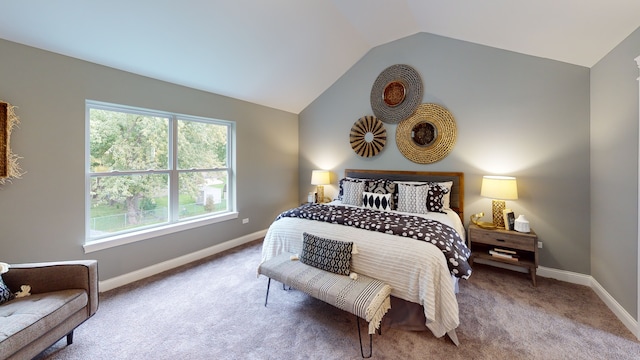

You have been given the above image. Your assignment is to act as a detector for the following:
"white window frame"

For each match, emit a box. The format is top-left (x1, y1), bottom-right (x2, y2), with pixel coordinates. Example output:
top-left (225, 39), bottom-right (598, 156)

top-left (83, 100), bottom-right (237, 253)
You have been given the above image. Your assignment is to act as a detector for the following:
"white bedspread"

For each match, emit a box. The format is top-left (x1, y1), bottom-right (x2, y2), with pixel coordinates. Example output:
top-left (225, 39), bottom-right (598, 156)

top-left (260, 203), bottom-right (465, 338)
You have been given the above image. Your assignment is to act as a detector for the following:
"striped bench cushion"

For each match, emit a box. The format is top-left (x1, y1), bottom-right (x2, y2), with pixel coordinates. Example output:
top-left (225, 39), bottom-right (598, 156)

top-left (258, 252), bottom-right (391, 334)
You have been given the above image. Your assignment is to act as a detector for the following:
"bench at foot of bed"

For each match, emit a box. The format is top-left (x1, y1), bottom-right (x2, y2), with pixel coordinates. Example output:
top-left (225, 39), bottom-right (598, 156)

top-left (258, 252), bottom-right (392, 358)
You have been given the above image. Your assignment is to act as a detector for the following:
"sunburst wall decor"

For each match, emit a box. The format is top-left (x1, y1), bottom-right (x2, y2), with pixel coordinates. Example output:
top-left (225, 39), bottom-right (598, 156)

top-left (349, 115), bottom-right (386, 157)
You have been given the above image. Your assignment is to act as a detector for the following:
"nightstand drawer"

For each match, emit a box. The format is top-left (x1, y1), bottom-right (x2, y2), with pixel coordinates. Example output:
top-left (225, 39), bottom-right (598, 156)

top-left (470, 228), bottom-right (536, 251)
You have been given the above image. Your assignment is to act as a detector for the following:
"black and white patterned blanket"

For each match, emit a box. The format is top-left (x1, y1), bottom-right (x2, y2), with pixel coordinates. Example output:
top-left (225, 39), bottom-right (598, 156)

top-left (276, 203), bottom-right (472, 279)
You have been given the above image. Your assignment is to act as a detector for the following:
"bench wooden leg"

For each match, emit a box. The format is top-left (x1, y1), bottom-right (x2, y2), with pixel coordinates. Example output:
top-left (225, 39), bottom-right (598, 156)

top-left (356, 316), bottom-right (373, 358)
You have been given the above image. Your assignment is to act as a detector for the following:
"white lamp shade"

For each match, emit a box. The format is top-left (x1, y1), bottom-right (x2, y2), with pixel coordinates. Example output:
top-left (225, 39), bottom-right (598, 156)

top-left (480, 176), bottom-right (518, 200)
top-left (311, 170), bottom-right (330, 185)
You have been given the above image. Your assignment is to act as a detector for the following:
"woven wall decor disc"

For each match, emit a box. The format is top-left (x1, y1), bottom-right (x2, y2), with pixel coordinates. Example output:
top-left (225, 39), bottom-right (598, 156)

top-left (370, 64), bottom-right (423, 124)
top-left (350, 115), bottom-right (386, 157)
top-left (396, 103), bottom-right (457, 164)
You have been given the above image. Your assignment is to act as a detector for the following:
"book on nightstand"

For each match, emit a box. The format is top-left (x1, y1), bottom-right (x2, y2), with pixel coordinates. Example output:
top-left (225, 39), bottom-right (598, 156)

top-left (489, 248), bottom-right (519, 261)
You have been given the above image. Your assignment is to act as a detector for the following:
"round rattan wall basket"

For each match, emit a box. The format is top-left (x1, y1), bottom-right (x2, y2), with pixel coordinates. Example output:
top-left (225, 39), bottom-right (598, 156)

top-left (349, 115), bottom-right (386, 157)
top-left (370, 64), bottom-right (423, 124)
top-left (396, 103), bottom-right (457, 164)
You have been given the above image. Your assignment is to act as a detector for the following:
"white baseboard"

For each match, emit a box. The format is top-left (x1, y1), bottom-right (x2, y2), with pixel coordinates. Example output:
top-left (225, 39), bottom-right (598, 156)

top-left (99, 229), bottom-right (267, 292)
top-left (538, 266), bottom-right (639, 339)
top-left (537, 266), bottom-right (593, 286)
top-left (590, 277), bottom-right (639, 339)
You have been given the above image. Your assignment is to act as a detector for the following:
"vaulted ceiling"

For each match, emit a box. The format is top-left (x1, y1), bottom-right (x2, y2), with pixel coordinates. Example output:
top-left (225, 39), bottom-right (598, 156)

top-left (2, 1), bottom-right (639, 113)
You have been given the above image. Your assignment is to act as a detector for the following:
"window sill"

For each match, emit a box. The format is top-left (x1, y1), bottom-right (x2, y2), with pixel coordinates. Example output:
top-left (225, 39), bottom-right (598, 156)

top-left (83, 212), bottom-right (239, 253)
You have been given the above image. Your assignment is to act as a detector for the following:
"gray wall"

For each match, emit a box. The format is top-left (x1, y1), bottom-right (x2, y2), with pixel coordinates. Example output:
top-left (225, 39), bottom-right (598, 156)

top-left (0, 39), bottom-right (299, 281)
top-left (591, 27), bottom-right (640, 319)
top-left (300, 33), bottom-right (591, 274)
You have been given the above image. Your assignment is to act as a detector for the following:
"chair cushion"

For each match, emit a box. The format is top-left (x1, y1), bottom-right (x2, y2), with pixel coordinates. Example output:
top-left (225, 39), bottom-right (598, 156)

top-left (0, 289), bottom-right (87, 359)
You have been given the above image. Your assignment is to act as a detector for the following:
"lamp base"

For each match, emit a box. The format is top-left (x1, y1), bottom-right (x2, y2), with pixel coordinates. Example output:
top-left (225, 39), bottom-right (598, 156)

top-left (316, 185), bottom-right (324, 204)
top-left (492, 199), bottom-right (506, 228)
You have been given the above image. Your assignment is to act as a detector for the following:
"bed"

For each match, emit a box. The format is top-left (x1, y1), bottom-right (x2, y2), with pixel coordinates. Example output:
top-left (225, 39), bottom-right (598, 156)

top-left (260, 169), bottom-right (471, 344)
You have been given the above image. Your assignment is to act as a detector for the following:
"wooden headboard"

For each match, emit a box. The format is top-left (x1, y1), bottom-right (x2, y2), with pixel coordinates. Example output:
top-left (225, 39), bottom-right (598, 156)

top-left (344, 169), bottom-right (465, 221)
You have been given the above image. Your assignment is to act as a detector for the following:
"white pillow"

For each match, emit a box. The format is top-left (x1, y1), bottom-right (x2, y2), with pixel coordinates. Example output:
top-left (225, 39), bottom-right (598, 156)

top-left (342, 181), bottom-right (364, 206)
top-left (362, 192), bottom-right (392, 211)
top-left (436, 181), bottom-right (453, 210)
top-left (394, 181), bottom-right (427, 185)
top-left (396, 183), bottom-right (429, 214)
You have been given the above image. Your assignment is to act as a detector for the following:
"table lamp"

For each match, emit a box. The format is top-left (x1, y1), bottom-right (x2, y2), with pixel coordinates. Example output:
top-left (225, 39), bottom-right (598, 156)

top-left (480, 175), bottom-right (518, 228)
top-left (311, 170), bottom-right (330, 203)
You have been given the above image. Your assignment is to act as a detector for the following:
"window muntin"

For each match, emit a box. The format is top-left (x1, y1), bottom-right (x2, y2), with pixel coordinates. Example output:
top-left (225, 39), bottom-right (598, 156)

top-left (86, 101), bottom-right (234, 242)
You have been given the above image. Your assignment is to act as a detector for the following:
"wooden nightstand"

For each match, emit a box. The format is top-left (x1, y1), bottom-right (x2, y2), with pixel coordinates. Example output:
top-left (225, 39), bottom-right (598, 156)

top-left (468, 223), bottom-right (539, 286)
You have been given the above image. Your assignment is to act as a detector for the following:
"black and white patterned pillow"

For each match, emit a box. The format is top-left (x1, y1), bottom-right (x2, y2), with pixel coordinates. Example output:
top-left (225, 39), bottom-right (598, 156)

top-left (397, 183), bottom-right (429, 214)
top-left (300, 232), bottom-right (353, 276)
top-left (342, 181), bottom-right (365, 206)
top-left (434, 181), bottom-right (453, 209)
top-left (365, 179), bottom-right (397, 209)
top-left (362, 192), bottom-right (392, 211)
top-left (0, 276), bottom-right (14, 305)
top-left (426, 183), bottom-right (450, 213)
top-left (338, 177), bottom-right (366, 201)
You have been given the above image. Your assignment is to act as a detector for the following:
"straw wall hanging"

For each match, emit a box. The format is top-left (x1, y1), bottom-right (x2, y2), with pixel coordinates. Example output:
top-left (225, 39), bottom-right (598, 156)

top-left (396, 103), bottom-right (457, 164)
top-left (349, 115), bottom-right (386, 157)
top-left (370, 64), bottom-right (423, 124)
top-left (0, 100), bottom-right (24, 185)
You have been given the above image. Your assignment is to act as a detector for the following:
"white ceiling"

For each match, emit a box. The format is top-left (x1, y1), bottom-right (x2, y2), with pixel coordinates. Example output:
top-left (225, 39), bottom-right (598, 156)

top-left (1, 1), bottom-right (639, 114)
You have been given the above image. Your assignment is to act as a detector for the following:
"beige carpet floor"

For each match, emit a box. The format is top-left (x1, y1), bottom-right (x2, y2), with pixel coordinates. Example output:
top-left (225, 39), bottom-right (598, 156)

top-left (37, 239), bottom-right (640, 359)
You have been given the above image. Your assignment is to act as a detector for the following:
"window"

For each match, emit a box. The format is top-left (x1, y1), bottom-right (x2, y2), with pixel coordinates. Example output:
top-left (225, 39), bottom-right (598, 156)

top-left (85, 101), bottom-right (235, 248)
